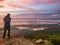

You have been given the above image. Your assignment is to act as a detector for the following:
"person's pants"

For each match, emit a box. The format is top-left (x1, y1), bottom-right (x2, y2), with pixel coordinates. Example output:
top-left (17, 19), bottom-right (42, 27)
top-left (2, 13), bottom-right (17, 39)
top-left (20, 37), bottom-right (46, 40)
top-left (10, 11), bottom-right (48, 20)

top-left (3, 26), bottom-right (10, 39)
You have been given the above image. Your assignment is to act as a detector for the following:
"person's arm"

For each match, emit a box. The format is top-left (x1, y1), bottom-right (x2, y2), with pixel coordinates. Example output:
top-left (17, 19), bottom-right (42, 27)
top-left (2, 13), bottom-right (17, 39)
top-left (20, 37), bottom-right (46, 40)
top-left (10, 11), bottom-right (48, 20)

top-left (10, 17), bottom-right (11, 21)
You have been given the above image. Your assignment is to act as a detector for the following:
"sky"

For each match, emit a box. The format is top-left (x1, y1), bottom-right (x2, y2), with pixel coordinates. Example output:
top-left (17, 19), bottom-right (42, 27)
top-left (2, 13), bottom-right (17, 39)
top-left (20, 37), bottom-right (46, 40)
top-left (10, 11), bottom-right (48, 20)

top-left (0, 0), bottom-right (60, 20)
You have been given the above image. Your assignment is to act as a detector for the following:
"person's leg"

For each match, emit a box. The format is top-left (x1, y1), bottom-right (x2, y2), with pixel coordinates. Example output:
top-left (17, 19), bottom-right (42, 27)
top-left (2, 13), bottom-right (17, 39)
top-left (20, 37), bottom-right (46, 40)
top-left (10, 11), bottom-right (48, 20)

top-left (3, 27), bottom-right (7, 39)
top-left (8, 26), bottom-right (10, 39)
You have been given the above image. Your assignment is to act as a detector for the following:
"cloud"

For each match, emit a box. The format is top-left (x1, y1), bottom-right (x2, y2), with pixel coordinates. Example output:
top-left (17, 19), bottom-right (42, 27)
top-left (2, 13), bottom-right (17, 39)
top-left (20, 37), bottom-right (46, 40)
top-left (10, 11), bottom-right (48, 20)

top-left (51, 14), bottom-right (60, 18)
top-left (0, 5), bottom-right (4, 8)
top-left (19, 0), bottom-right (32, 4)
top-left (6, 0), bottom-right (59, 7)
top-left (0, 0), bottom-right (4, 2)
top-left (18, 0), bottom-right (59, 5)
top-left (39, 0), bottom-right (58, 4)
top-left (0, 0), bottom-right (60, 15)
top-left (12, 15), bottom-right (35, 18)
top-left (54, 8), bottom-right (60, 11)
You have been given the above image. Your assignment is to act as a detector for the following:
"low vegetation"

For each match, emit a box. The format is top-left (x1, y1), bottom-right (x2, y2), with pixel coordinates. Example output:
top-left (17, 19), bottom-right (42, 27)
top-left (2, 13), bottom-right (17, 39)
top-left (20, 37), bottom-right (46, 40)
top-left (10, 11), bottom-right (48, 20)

top-left (23, 26), bottom-right (60, 45)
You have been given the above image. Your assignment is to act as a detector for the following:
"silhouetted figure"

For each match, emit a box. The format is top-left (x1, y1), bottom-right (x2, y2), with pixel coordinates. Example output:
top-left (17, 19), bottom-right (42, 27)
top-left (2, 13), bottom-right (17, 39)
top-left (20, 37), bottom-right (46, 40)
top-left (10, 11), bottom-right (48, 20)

top-left (3, 13), bottom-right (11, 39)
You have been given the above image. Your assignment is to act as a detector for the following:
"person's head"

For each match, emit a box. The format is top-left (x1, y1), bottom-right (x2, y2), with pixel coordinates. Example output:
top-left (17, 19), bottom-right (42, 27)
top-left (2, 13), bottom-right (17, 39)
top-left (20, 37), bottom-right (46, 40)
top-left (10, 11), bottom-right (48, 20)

top-left (7, 13), bottom-right (10, 17)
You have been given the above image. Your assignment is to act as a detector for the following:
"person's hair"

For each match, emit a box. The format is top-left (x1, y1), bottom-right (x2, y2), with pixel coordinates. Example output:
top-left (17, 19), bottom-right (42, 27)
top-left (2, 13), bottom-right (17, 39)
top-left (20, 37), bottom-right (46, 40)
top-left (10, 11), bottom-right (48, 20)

top-left (7, 13), bottom-right (10, 16)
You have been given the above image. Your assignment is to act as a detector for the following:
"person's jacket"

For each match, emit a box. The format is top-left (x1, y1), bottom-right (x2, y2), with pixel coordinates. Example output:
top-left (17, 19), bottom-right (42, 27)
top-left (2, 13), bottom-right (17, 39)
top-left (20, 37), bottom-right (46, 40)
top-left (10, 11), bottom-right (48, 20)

top-left (3, 16), bottom-right (11, 26)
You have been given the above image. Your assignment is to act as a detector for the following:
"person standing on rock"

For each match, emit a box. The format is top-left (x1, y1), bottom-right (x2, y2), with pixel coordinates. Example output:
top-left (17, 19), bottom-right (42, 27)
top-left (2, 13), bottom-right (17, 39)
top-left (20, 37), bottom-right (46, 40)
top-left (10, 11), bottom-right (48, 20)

top-left (3, 13), bottom-right (11, 39)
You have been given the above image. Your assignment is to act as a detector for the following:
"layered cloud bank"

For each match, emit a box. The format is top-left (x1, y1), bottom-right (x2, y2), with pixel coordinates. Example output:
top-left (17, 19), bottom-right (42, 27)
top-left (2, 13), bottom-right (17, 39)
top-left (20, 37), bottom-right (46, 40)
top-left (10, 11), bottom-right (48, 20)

top-left (0, 0), bottom-right (60, 20)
